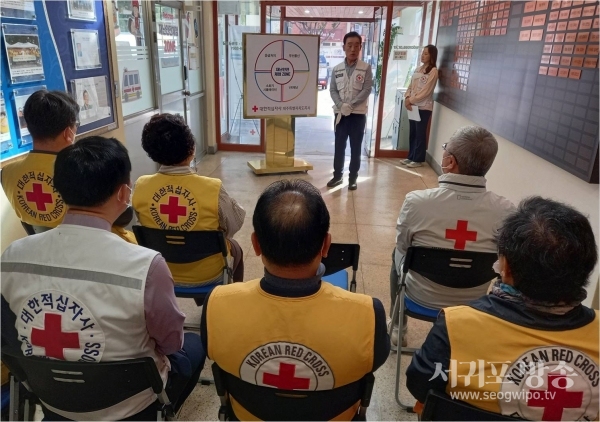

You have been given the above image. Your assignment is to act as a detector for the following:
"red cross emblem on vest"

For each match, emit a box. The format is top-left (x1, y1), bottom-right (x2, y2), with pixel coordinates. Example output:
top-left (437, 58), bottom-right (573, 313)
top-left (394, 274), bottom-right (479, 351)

top-left (356, 74), bottom-right (363, 81)
top-left (160, 196), bottom-right (187, 224)
top-left (528, 373), bottom-right (584, 421)
top-left (262, 362), bottom-right (310, 390)
top-left (25, 183), bottom-right (53, 211)
top-left (445, 220), bottom-right (477, 250)
top-left (30, 313), bottom-right (80, 360)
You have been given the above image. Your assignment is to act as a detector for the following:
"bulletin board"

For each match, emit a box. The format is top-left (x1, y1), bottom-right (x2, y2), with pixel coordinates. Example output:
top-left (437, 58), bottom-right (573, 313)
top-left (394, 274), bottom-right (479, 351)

top-left (435, 0), bottom-right (599, 183)
top-left (0, 0), bottom-right (116, 163)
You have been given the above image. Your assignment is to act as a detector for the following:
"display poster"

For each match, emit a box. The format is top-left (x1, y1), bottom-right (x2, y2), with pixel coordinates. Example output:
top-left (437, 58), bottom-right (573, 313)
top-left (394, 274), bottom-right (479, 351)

top-left (157, 7), bottom-right (180, 68)
top-left (71, 77), bottom-right (111, 126)
top-left (71, 29), bottom-right (101, 70)
top-left (244, 34), bottom-right (319, 118)
top-left (67, 0), bottom-right (96, 21)
top-left (0, 0), bottom-right (35, 20)
top-left (13, 86), bottom-right (46, 146)
top-left (2, 24), bottom-right (45, 83)
top-left (0, 94), bottom-right (12, 152)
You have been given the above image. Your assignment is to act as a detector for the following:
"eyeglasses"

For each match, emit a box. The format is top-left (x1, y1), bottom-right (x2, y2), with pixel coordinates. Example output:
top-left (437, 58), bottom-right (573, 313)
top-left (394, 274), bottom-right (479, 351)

top-left (442, 143), bottom-right (458, 165)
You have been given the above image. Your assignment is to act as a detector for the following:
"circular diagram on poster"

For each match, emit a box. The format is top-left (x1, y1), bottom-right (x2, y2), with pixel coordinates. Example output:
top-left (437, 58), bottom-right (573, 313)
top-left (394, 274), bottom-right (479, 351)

top-left (254, 40), bottom-right (310, 102)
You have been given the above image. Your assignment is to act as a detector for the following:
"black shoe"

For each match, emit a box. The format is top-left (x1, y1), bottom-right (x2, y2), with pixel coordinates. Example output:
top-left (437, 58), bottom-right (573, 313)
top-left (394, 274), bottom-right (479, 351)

top-left (327, 177), bottom-right (343, 188)
top-left (348, 179), bottom-right (357, 190)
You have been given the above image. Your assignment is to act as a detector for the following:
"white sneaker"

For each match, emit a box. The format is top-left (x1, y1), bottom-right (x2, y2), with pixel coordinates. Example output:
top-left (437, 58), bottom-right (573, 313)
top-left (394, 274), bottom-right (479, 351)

top-left (387, 319), bottom-right (408, 351)
top-left (400, 159), bottom-right (412, 165)
top-left (407, 161), bottom-right (423, 168)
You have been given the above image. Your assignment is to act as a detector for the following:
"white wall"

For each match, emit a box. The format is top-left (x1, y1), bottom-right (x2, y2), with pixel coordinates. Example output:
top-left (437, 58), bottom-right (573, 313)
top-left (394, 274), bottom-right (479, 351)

top-left (428, 103), bottom-right (599, 307)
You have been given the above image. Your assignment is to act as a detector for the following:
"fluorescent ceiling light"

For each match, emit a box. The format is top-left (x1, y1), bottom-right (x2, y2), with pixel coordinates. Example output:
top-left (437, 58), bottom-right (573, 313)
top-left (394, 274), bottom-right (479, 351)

top-left (358, 10), bottom-right (364, 14)
top-left (305, 10), bottom-right (310, 13)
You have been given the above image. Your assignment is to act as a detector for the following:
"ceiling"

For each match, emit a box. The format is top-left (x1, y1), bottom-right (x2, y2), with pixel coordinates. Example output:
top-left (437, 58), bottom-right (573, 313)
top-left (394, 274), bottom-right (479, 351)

top-left (276, 6), bottom-right (377, 19)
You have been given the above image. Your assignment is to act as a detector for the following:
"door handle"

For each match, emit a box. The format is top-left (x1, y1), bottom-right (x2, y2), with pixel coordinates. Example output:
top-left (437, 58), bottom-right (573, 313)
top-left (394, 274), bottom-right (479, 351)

top-left (182, 90), bottom-right (191, 96)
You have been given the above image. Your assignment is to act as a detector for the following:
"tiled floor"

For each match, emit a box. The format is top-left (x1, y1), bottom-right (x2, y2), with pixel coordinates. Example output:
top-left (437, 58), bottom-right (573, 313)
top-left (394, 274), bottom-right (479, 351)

top-left (176, 150), bottom-right (440, 421)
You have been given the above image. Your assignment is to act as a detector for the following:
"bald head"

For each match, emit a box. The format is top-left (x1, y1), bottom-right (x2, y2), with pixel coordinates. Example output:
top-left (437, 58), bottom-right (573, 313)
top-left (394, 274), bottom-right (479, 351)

top-left (253, 180), bottom-right (330, 266)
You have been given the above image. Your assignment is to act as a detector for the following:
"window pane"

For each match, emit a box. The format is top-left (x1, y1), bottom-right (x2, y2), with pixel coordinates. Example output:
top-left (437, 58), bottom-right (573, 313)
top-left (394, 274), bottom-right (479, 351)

top-left (114, 0), bottom-right (155, 116)
top-left (217, 1), bottom-right (261, 145)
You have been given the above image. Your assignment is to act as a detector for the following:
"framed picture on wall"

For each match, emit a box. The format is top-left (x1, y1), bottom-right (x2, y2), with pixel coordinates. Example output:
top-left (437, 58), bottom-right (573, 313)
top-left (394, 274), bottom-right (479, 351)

top-left (12, 85), bottom-right (46, 147)
top-left (0, 0), bottom-right (36, 20)
top-left (70, 76), bottom-right (112, 127)
top-left (2, 24), bottom-right (45, 84)
top-left (67, 0), bottom-right (96, 21)
top-left (0, 93), bottom-right (13, 154)
top-left (71, 29), bottom-right (101, 70)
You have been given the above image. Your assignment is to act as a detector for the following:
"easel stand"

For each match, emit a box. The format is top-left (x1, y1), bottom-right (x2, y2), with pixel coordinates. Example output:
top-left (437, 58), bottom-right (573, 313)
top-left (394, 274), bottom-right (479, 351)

top-left (247, 116), bottom-right (313, 174)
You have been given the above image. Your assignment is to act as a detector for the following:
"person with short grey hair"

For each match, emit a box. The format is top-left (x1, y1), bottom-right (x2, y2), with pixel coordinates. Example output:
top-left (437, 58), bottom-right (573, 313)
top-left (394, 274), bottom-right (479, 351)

top-left (445, 126), bottom-right (498, 176)
top-left (387, 126), bottom-right (515, 350)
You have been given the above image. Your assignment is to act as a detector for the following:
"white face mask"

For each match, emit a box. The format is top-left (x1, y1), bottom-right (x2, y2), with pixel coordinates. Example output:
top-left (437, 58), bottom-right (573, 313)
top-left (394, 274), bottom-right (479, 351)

top-left (123, 184), bottom-right (133, 207)
top-left (440, 155), bottom-right (452, 173)
top-left (190, 157), bottom-right (197, 172)
top-left (68, 127), bottom-right (77, 144)
top-left (492, 260), bottom-right (502, 275)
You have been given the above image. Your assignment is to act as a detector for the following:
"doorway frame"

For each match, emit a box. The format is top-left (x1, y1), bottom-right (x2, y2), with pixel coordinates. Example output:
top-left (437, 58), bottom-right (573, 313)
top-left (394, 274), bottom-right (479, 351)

top-left (211, 0), bottom-right (438, 158)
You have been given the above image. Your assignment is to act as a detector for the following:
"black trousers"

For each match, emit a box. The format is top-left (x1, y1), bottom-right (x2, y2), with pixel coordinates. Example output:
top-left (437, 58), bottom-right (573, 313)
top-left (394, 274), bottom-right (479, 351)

top-left (333, 113), bottom-right (367, 180)
top-left (407, 109), bottom-right (432, 163)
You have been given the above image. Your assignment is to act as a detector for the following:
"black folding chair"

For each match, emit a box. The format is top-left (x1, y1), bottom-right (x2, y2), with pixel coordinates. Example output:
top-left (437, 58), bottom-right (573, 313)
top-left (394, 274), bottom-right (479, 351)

top-left (421, 390), bottom-right (524, 421)
top-left (133, 226), bottom-right (232, 331)
top-left (20, 222), bottom-right (50, 235)
top-left (1, 348), bottom-right (174, 421)
top-left (390, 246), bottom-right (497, 410)
top-left (321, 243), bottom-right (360, 292)
top-left (212, 363), bottom-right (375, 421)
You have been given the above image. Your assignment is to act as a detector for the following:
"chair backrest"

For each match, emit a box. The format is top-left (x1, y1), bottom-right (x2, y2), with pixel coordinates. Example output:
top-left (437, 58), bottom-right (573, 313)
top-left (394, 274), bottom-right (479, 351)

top-left (404, 246), bottom-right (497, 289)
top-left (113, 206), bottom-right (134, 228)
top-left (133, 225), bottom-right (228, 264)
top-left (1, 348), bottom-right (165, 414)
top-left (322, 243), bottom-right (360, 276)
top-left (21, 222), bottom-right (51, 236)
top-left (212, 363), bottom-right (374, 421)
top-left (421, 390), bottom-right (523, 421)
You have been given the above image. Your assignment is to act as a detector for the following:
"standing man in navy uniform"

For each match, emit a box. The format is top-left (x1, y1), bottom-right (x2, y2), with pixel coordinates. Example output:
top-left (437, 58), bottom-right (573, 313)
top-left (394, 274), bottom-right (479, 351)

top-left (328, 31), bottom-right (373, 191)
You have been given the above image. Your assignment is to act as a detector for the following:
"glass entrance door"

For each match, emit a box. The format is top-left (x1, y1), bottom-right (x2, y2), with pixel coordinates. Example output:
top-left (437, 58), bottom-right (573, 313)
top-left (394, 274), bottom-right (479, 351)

top-left (374, 1), bottom-right (439, 158)
top-left (154, 2), bottom-right (206, 157)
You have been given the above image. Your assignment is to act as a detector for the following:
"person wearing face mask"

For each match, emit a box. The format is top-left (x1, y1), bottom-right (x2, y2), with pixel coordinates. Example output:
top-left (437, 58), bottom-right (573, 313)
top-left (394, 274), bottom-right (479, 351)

top-left (388, 126), bottom-right (515, 349)
top-left (1, 90), bottom-right (78, 231)
top-left (1, 137), bottom-right (206, 420)
top-left (327, 31), bottom-right (373, 191)
top-left (401, 45), bottom-right (439, 168)
top-left (406, 197), bottom-right (599, 420)
top-left (132, 113), bottom-right (246, 287)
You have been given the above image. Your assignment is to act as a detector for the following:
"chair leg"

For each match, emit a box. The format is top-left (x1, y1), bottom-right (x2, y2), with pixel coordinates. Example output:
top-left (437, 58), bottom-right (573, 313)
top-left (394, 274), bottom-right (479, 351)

top-left (183, 321), bottom-right (201, 332)
top-left (23, 398), bottom-right (35, 422)
top-left (9, 375), bottom-right (19, 422)
top-left (394, 288), bottom-right (416, 412)
top-left (199, 377), bottom-right (215, 385)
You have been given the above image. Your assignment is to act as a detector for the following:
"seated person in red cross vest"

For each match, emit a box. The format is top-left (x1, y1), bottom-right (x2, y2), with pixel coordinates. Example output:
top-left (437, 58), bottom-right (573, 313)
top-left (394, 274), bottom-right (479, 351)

top-left (132, 113), bottom-right (245, 287)
top-left (407, 197), bottom-right (599, 421)
top-left (1, 137), bottom-right (206, 420)
top-left (200, 180), bottom-right (390, 420)
top-left (0, 89), bottom-right (137, 243)
top-left (0, 90), bottom-right (77, 232)
top-left (389, 126), bottom-right (515, 350)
